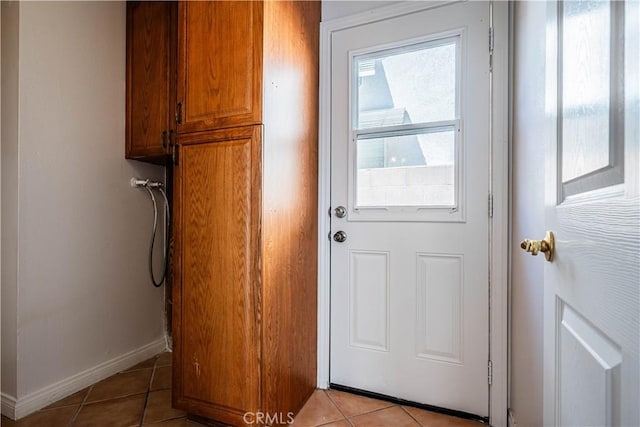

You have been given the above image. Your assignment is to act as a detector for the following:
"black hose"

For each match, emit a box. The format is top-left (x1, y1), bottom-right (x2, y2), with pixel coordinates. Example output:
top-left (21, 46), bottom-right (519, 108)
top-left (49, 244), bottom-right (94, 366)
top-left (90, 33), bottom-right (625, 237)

top-left (144, 185), bottom-right (170, 287)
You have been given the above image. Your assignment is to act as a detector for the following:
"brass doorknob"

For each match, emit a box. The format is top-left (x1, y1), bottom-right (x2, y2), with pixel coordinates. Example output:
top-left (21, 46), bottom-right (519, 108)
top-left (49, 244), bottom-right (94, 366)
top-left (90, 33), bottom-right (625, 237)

top-left (520, 231), bottom-right (555, 262)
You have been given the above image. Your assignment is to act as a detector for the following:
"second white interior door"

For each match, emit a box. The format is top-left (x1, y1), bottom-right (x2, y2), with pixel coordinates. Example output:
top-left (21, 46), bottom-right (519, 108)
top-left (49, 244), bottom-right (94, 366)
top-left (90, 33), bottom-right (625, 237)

top-left (330, 1), bottom-right (491, 417)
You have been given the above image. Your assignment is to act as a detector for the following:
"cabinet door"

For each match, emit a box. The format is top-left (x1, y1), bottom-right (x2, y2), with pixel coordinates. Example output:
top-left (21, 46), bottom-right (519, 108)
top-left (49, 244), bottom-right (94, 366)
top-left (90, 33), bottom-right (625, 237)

top-left (177, 1), bottom-right (263, 133)
top-left (126, 1), bottom-right (175, 161)
top-left (172, 126), bottom-right (262, 424)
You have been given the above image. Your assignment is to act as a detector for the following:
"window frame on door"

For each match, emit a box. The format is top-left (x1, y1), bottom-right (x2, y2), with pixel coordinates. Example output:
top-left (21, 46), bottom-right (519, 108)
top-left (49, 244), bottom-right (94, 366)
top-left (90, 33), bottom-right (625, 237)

top-left (347, 30), bottom-right (467, 222)
top-left (556, 0), bottom-right (626, 202)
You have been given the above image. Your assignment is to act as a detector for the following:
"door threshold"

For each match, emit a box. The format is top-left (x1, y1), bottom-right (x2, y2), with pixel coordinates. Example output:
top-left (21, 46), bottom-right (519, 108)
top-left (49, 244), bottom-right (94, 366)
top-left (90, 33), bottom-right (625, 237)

top-left (329, 383), bottom-right (489, 424)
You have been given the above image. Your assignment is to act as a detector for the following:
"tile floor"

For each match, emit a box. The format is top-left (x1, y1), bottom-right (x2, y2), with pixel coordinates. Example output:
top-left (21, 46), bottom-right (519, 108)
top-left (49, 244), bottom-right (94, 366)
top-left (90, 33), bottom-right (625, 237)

top-left (0, 352), bottom-right (484, 427)
top-left (0, 352), bottom-right (195, 427)
top-left (293, 389), bottom-right (484, 427)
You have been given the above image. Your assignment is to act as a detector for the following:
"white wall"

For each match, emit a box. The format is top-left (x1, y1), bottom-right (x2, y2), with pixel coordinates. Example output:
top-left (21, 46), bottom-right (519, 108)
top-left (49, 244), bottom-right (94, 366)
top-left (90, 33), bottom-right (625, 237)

top-left (2, 1), bottom-right (166, 416)
top-left (510, 2), bottom-right (546, 426)
top-left (321, 0), bottom-right (400, 21)
top-left (1, 0), bottom-right (20, 400)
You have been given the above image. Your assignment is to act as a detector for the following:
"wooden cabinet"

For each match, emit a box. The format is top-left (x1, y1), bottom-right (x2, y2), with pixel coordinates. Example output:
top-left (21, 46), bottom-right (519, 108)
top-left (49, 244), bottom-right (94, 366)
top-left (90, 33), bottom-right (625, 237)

top-left (126, 0), bottom-right (320, 423)
top-left (176, 1), bottom-right (262, 133)
top-left (125, 1), bottom-right (176, 162)
top-left (171, 1), bottom-right (320, 425)
top-left (173, 127), bottom-right (262, 423)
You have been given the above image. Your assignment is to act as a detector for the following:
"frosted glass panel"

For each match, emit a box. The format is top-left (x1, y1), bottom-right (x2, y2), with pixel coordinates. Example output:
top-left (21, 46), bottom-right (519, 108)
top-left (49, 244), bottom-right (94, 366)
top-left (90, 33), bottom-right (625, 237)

top-left (356, 40), bottom-right (457, 129)
top-left (356, 129), bottom-right (455, 207)
top-left (562, 1), bottom-right (611, 182)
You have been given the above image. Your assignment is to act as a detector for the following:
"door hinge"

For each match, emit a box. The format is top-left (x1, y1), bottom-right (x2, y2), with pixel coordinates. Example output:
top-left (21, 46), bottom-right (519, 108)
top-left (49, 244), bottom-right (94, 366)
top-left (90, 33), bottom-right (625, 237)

top-left (489, 26), bottom-right (494, 71)
top-left (489, 27), bottom-right (494, 53)
top-left (168, 130), bottom-right (175, 150)
top-left (176, 102), bottom-right (183, 125)
top-left (488, 360), bottom-right (493, 385)
top-left (488, 194), bottom-right (494, 218)
top-left (173, 144), bottom-right (179, 166)
top-left (161, 130), bottom-right (168, 149)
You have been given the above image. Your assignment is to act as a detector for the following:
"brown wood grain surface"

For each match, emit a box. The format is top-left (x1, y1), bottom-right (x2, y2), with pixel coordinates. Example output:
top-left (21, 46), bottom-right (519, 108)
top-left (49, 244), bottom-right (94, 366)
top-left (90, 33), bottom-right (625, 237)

top-left (260, 0), bottom-right (320, 420)
top-left (171, 1), bottom-right (320, 424)
top-left (173, 126), bottom-right (262, 425)
top-left (126, 1), bottom-right (175, 162)
top-left (177, 1), bottom-right (263, 133)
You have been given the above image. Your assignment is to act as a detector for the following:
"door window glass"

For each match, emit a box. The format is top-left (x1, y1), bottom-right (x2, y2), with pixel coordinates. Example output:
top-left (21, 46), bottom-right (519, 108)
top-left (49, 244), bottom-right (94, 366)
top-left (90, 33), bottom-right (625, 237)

top-left (352, 37), bottom-right (460, 209)
top-left (558, 0), bottom-right (624, 199)
top-left (356, 41), bottom-right (457, 128)
top-left (356, 127), bottom-right (455, 207)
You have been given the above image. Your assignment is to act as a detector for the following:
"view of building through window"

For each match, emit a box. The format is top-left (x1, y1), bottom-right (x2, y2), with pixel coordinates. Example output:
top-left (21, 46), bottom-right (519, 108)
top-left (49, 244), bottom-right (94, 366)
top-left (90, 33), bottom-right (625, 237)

top-left (354, 38), bottom-right (459, 207)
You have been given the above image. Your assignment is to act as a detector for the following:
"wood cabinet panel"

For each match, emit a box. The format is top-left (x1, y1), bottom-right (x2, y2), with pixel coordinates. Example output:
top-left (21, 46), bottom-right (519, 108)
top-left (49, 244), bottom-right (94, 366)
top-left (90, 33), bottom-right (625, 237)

top-left (126, 1), bottom-right (175, 161)
top-left (173, 126), bottom-right (262, 424)
top-left (261, 0), bottom-right (320, 417)
top-left (177, 1), bottom-right (263, 133)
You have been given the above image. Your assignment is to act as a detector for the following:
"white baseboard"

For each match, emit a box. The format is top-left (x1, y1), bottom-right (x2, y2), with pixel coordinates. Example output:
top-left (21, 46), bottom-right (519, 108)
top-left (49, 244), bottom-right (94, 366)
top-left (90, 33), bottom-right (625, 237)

top-left (1, 337), bottom-right (167, 420)
top-left (1, 393), bottom-right (17, 420)
top-left (508, 409), bottom-right (517, 427)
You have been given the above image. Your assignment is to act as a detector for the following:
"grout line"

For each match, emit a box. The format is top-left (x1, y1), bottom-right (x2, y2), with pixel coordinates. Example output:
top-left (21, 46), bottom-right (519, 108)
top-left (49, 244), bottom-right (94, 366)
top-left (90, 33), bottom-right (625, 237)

top-left (346, 405), bottom-right (396, 424)
top-left (399, 405), bottom-right (424, 427)
top-left (138, 356), bottom-right (160, 426)
top-left (124, 366), bottom-right (157, 373)
top-left (67, 384), bottom-right (94, 427)
top-left (326, 389), bottom-right (395, 423)
top-left (323, 390), bottom-right (354, 426)
top-left (138, 389), bottom-right (153, 425)
top-left (314, 420), bottom-right (351, 427)
top-left (77, 391), bottom-right (150, 406)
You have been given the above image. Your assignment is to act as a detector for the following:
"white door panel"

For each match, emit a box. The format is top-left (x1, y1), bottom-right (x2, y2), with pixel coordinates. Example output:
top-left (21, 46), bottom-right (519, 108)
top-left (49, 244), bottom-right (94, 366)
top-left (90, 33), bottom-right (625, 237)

top-left (542, 1), bottom-right (639, 425)
top-left (557, 302), bottom-right (623, 427)
top-left (330, 1), bottom-right (491, 417)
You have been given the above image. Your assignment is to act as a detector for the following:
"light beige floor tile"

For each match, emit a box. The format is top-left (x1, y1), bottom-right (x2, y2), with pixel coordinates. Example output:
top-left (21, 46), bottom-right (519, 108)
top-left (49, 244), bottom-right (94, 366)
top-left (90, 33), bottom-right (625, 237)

top-left (151, 366), bottom-right (171, 391)
top-left (0, 406), bottom-right (77, 427)
top-left (402, 406), bottom-right (484, 427)
top-left (326, 390), bottom-right (393, 418)
top-left (317, 420), bottom-right (352, 427)
top-left (143, 389), bottom-right (185, 424)
top-left (86, 369), bottom-right (152, 403)
top-left (144, 417), bottom-right (188, 426)
top-left (74, 394), bottom-right (146, 427)
top-left (123, 356), bottom-right (158, 373)
top-left (350, 406), bottom-right (420, 427)
top-left (293, 390), bottom-right (345, 427)
top-left (156, 352), bottom-right (172, 368)
top-left (145, 418), bottom-right (210, 427)
top-left (43, 388), bottom-right (89, 409)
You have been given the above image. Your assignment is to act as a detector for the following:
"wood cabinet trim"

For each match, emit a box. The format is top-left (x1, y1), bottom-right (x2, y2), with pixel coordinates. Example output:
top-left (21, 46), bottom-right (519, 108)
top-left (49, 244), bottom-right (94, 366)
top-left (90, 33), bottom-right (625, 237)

top-left (176, 125), bottom-right (259, 146)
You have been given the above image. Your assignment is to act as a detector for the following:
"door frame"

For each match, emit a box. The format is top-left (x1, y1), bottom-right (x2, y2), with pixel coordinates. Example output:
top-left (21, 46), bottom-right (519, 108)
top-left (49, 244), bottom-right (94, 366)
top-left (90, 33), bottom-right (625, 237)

top-left (317, 1), bottom-right (509, 425)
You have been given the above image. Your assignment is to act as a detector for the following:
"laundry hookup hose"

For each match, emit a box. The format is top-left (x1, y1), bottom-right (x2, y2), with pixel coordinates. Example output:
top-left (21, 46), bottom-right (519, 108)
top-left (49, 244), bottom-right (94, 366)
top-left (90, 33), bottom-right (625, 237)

top-left (131, 178), bottom-right (170, 287)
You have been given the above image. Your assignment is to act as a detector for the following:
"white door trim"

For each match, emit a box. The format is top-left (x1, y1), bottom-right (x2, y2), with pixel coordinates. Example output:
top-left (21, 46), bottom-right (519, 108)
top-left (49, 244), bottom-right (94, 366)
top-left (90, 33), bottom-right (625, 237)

top-left (317, 2), bottom-right (509, 425)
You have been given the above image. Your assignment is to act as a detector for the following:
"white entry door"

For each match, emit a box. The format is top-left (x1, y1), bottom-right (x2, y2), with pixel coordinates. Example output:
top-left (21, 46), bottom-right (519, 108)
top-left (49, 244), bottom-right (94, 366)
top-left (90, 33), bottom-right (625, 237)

top-left (329, 1), bottom-right (491, 417)
top-left (541, 1), bottom-right (639, 426)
